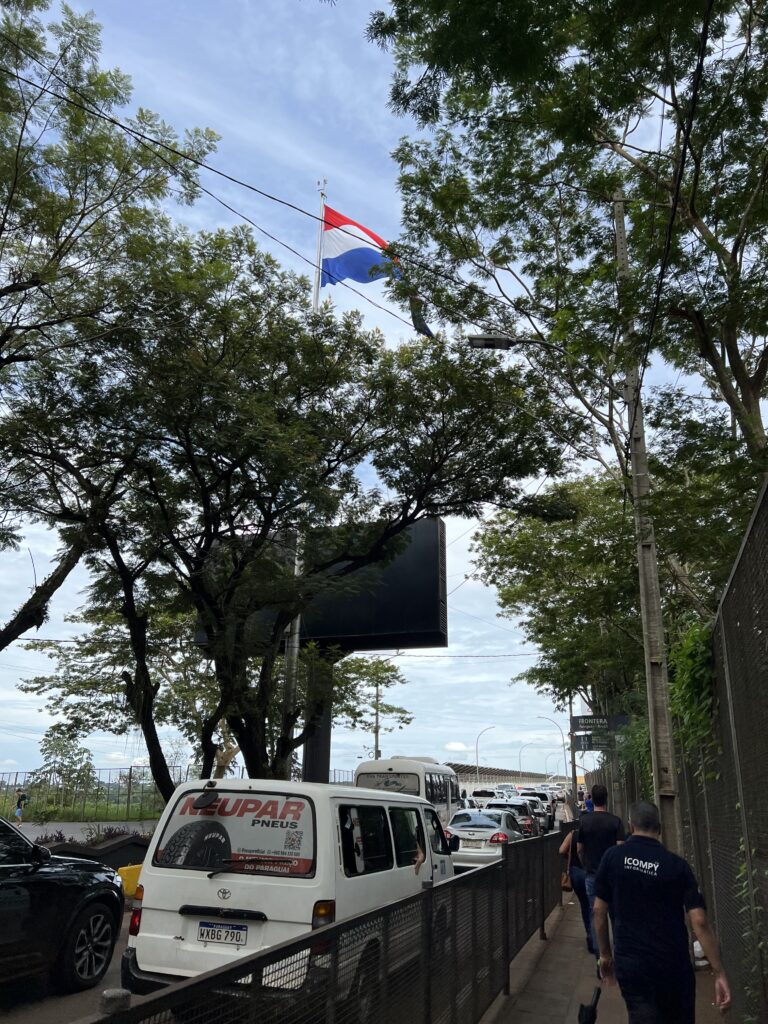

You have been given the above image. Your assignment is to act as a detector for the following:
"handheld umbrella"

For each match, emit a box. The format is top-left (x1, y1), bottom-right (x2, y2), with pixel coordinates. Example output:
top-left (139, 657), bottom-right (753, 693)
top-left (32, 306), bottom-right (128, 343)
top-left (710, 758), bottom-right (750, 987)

top-left (577, 986), bottom-right (602, 1023)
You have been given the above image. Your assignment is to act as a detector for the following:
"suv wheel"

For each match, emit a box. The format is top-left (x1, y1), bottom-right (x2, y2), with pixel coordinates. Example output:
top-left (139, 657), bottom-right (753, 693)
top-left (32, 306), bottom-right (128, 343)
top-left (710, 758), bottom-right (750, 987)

top-left (57, 901), bottom-right (116, 992)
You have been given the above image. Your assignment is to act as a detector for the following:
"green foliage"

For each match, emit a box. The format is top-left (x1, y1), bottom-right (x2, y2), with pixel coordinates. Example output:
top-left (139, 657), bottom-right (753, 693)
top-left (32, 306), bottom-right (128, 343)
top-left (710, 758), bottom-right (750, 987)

top-left (616, 716), bottom-right (653, 801)
top-left (668, 620), bottom-right (717, 759)
top-left (474, 473), bottom-right (644, 711)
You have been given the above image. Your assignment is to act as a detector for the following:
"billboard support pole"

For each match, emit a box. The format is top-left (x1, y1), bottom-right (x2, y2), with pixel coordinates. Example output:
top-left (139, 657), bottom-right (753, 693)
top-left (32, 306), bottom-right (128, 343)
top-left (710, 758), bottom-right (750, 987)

top-left (569, 697), bottom-right (578, 805)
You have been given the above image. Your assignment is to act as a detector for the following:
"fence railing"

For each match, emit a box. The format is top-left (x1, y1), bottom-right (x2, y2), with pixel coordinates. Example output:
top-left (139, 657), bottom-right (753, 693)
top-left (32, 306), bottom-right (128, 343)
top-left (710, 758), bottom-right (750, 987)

top-left (587, 482), bottom-right (768, 1023)
top-left (75, 832), bottom-right (562, 1024)
top-left (0, 765), bottom-right (357, 824)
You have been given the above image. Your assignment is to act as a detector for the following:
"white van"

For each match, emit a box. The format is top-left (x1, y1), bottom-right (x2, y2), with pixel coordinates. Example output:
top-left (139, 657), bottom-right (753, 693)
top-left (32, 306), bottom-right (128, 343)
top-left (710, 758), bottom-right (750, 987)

top-left (121, 779), bottom-right (456, 994)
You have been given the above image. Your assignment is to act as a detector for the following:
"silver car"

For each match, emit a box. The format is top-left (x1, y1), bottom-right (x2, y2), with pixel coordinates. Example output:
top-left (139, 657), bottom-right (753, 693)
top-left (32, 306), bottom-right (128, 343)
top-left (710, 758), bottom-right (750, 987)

top-left (445, 810), bottom-right (524, 872)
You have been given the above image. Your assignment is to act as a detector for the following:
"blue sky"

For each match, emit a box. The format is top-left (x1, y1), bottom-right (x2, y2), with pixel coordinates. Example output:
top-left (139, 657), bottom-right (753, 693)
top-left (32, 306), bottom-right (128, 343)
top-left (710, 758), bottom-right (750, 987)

top-left (0, 0), bottom-right (579, 780)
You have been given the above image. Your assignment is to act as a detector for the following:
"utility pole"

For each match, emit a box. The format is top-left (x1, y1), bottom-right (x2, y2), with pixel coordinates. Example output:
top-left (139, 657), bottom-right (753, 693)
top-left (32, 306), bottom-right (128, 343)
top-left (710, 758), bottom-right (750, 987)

top-left (373, 679), bottom-right (381, 760)
top-left (569, 697), bottom-right (578, 803)
top-left (614, 192), bottom-right (683, 854)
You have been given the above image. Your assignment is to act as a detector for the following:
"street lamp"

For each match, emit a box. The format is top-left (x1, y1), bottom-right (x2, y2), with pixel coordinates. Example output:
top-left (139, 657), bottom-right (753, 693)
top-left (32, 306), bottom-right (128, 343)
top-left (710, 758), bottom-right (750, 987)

top-left (518, 741), bottom-right (533, 780)
top-left (545, 751), bottom-right (560, 779)
top-left (537, 715), bottom-right (569, 792)
top-left (475, 726), bottom-right (495, 787)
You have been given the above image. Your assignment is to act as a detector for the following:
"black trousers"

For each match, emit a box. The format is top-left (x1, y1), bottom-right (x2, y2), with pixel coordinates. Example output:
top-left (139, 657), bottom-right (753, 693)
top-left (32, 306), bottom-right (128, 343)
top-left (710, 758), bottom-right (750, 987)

top-left (616, 959), bottom-right (696, 1024)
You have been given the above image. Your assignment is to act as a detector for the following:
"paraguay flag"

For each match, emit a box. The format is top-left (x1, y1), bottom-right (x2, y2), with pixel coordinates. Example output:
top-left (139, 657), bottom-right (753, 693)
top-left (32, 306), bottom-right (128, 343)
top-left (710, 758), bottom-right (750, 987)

top-left (320, 205), bottom-right (392, 287)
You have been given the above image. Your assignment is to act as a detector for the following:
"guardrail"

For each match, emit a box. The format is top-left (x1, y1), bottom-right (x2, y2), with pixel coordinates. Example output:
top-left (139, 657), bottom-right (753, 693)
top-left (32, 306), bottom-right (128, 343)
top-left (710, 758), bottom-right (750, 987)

top-left (76, 831), bottom-right (562, 1024)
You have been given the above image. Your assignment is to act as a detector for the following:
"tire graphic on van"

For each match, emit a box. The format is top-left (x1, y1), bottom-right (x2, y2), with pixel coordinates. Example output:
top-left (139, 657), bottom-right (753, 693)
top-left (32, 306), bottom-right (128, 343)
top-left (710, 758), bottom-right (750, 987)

top-left (158, 821), bottom-right (231, 868)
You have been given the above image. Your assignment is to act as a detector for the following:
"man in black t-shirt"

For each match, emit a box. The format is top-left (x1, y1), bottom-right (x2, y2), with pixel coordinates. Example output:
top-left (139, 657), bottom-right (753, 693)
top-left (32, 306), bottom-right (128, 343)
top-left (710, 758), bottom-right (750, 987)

top-left (593, 800), bottom-right (730, 1023)
top-left (576, 783), bottom-right (624, 956)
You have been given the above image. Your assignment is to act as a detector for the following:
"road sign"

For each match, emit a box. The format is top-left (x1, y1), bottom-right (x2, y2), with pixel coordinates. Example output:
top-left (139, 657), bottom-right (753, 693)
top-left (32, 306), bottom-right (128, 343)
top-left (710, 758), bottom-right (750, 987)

top-left (574, 733), bottom-right (613, 752)
top-left (570, 714), bottom-right (629, 733)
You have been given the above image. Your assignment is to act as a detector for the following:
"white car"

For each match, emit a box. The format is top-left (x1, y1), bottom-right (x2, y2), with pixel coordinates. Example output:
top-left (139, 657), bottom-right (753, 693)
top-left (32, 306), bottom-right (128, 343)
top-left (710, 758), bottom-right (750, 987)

top-left (518, 794), bottom-right (549, 832)
top-left (445, 810), bottom-right (524, 872)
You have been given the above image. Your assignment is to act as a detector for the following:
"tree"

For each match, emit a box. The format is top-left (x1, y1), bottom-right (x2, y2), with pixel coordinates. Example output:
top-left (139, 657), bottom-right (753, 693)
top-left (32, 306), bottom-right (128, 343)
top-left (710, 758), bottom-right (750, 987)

top-left (6, 224), bottom-right (574, 792)
top-left (28, 724), bottom-right (98, 786)
top-left (368, 1), bottom-right (768, 473)
top-left (474, 474), bottom-right (645, 714)
top-left (0, 0), bottom-right (216, 649)
top-left (331, 656), bottom-right (412, 734)
top-left (21, 618), bottom-right (411, 775)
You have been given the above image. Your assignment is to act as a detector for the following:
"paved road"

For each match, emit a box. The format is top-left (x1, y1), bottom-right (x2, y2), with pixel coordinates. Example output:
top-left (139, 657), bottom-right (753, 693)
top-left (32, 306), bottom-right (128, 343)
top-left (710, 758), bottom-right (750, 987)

top-left (0, 914), bottom-right (129, 1023)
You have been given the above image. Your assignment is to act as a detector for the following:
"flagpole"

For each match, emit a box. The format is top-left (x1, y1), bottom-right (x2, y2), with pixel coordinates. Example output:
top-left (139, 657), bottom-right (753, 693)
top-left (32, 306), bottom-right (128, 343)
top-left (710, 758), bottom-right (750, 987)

top-left (286, 179), bottom-right (327, 781)
top-left (312, 178), bottom-right (327, 313)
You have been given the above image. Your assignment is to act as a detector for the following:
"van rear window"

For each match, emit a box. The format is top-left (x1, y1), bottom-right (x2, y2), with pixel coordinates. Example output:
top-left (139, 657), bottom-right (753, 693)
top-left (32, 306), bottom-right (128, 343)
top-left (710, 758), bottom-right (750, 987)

top-left (153, 791), bottom-right (315, 877)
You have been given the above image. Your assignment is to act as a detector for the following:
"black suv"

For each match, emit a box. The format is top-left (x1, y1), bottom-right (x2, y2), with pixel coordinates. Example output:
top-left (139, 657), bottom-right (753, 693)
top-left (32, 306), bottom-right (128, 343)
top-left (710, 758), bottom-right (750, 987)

top-left (0, 817), bottom-right (124, 991)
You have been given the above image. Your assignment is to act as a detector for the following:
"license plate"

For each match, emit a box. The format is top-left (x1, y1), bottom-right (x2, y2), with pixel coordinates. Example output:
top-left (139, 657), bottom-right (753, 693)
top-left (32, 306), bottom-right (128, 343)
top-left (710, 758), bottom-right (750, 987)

top-left (461, 840), bottom-right (483, 849)
top-left (198, 921), bottom-right (248, 946)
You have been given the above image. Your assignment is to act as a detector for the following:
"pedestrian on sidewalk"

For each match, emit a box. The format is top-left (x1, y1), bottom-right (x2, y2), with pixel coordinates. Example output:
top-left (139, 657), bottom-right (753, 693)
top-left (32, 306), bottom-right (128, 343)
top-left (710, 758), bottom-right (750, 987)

top-left (576, 784), bottom-right (624, 957)
top-left (559, 827), bottom-right (594, 954)
top-left (593, 800), bottom-right (731, 1023)
top-left (14, 788), bottom-right (28, 824)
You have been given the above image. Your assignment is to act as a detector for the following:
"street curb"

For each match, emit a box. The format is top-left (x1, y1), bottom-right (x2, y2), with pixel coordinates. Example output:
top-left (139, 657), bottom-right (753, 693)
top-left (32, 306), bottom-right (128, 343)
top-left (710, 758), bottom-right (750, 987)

top-left (479, 903), bottom-right (565, 1024)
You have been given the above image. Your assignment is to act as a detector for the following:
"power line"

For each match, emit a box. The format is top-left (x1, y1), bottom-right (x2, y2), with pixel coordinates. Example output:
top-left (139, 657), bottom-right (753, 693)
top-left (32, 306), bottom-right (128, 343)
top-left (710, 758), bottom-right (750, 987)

top-left (0, 33), bottom-right (619, 399)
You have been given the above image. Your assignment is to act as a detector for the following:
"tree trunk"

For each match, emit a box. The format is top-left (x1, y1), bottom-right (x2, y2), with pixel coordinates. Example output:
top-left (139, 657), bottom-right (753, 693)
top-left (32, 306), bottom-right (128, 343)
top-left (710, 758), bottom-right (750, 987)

top-left (0, 538), bottom-right (85, 651)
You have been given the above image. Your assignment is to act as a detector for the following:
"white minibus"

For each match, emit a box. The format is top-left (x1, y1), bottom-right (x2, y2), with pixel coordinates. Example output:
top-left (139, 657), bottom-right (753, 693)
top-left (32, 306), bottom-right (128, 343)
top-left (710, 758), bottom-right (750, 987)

top-left (354, 757), bottom-right (460, 825)
top-left (122, 778), bottom-right (456, 996)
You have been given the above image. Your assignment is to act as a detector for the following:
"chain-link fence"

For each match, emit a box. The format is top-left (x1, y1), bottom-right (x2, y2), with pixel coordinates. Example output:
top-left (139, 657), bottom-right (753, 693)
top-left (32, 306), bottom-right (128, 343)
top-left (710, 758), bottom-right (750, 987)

top-left (585, 484), bottom-right (768, 1022)
top-left (675, 482), bottom-right (768, 1023)
top-left (74, 832), bottom-right (562, 1024)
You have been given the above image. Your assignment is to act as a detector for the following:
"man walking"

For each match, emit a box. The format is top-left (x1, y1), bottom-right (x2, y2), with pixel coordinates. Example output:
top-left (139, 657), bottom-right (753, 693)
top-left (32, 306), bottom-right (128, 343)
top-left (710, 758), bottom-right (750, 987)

top-left (576, 783), bottom-right (624, 957)
top-left (593, 800), bottom-right (731, 1022)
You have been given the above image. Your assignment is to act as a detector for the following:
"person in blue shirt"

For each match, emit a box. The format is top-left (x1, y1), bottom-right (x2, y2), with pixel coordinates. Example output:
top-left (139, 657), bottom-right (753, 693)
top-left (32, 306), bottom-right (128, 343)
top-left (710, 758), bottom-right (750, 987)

top-left (593, 800), bottom-right (731, 1023)
top-left (584, 795), bottom-right (594, 813)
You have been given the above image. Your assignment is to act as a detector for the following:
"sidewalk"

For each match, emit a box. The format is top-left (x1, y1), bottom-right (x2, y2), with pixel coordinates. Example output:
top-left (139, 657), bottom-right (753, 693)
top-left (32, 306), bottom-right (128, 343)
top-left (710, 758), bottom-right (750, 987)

top-left (485, 897), bottom-right (724, 1024)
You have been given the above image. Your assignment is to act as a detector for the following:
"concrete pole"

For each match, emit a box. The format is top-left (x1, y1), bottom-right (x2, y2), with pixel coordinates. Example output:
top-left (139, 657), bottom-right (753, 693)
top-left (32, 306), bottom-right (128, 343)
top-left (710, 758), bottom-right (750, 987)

top-left (614, 193), bottom-right (683, 855)
top-left (569, 698), bottom-right (579, 804)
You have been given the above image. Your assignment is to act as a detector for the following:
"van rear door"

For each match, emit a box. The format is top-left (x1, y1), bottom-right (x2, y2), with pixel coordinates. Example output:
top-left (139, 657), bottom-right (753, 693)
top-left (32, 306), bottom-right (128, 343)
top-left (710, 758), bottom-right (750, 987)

top-left (134, 789), bottom-right (324, 979)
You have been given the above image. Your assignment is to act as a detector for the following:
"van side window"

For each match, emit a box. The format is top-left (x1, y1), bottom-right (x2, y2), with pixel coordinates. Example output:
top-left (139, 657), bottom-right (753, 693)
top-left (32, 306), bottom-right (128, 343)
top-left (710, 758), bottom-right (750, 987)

top-left (389, 808), bottom-right (426, 869)
top-left (339, 806), bottom-right (393, 877)
top-left (450, 778), bottom-right (460, 804)
top-left (424, 807), bottom-right (450, 855)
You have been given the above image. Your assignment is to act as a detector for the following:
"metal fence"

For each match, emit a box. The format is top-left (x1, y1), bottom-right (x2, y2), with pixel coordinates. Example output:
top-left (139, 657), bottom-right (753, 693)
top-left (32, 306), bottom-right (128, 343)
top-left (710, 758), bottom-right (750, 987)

top-left (0, 766), bottom-right (357, 825)
top-left (0, 766), bottom-right (189, 824)
top-left (586, 482), bottom-right (768, 1023)
top-left (676, 482), bottom-right (768, 1023)
top-left (76, 832), bottom-right (562, 1024)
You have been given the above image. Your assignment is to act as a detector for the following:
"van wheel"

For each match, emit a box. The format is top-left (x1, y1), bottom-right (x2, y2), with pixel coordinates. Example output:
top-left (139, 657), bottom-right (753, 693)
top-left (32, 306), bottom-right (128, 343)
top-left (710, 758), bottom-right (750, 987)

top-left (158, 821), bottom-right (231, 868)
top-left (56, 902), bottom-right (116, 992)
top-left (353, 953), bottom-right (380, 1024)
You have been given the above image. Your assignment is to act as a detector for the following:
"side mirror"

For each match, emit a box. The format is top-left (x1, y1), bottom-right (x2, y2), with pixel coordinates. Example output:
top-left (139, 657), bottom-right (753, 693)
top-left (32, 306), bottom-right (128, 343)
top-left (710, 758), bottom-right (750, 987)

top-left (449, 835), bottom-right (460, 853)
top-left (31, 844), bottom-right (52, 864)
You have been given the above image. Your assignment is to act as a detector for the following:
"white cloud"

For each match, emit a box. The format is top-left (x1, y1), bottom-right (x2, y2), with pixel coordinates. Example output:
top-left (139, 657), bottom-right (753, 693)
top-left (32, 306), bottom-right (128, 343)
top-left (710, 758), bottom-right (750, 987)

top-left (0, 759), bottom-right (18, 765)
top-left (444, 742), bottom-right (471, 752)
top-left (105, 752), bottom-right (130, 763)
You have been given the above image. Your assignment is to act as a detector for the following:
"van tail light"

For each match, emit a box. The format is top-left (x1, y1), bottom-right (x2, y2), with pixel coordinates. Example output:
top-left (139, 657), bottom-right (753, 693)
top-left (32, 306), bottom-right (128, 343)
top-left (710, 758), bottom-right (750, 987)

top-left (489, 832), bottom-right (509, 845)
top-left (310, 900), bottom-right (336, 956)
top-left (311, 900), bottom-right (336, 930)
top-left (128, 883), bottom-right (144, 937)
